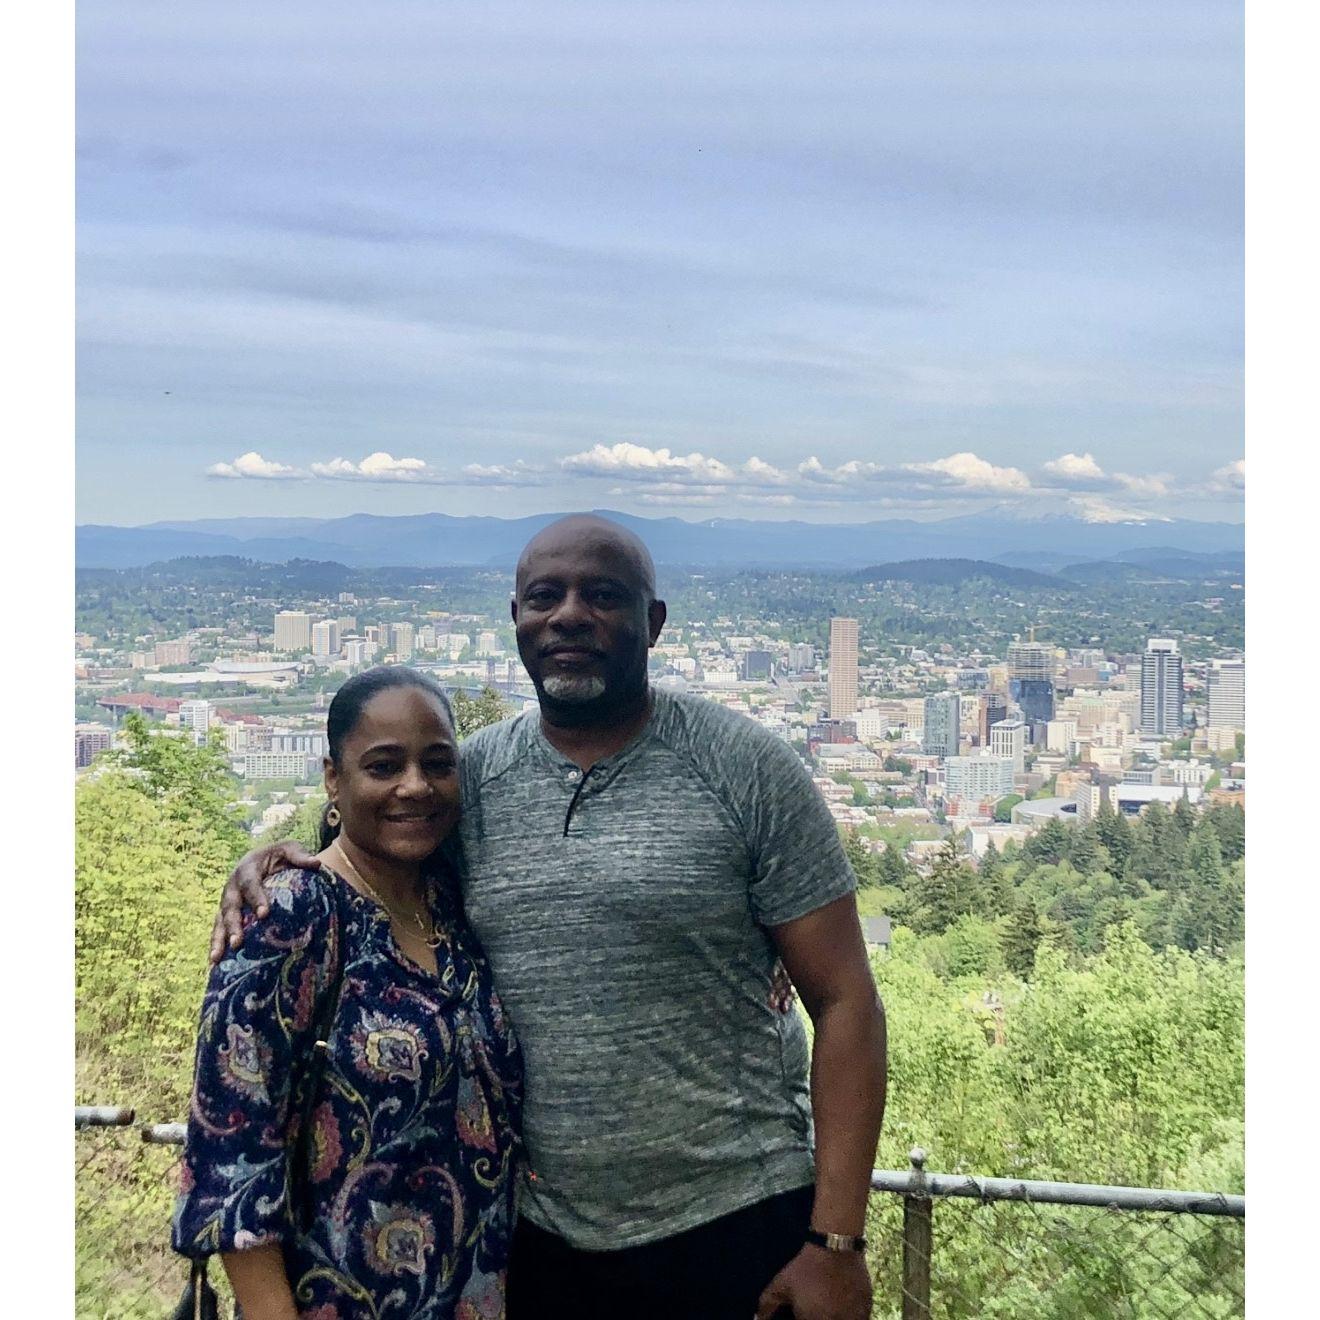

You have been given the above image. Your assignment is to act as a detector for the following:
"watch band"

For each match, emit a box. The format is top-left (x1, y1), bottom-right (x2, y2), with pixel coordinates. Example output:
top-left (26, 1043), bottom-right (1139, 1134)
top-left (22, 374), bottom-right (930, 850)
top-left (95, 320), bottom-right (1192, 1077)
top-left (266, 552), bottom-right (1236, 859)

top-left (805, 1228), bottom-right (867, 1254)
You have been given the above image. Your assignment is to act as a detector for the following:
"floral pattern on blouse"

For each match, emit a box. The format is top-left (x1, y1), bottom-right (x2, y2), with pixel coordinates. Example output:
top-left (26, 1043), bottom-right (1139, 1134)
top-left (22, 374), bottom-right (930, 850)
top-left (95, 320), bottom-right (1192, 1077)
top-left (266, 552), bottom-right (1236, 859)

top-left (173, 865), bottom-right (523, 1319)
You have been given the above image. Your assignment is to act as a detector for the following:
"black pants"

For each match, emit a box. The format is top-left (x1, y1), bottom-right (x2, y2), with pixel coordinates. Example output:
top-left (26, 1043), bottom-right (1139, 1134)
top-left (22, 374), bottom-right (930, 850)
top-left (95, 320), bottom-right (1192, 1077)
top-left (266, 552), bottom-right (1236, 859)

top-left (506, 1183), bottom-right (814, 1320)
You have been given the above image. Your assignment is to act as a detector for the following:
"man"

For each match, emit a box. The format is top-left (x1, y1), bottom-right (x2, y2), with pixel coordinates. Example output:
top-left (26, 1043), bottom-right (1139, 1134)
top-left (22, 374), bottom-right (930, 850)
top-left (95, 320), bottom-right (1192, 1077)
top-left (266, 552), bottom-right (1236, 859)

top-left (216, 514), bottom-right (887, 1319)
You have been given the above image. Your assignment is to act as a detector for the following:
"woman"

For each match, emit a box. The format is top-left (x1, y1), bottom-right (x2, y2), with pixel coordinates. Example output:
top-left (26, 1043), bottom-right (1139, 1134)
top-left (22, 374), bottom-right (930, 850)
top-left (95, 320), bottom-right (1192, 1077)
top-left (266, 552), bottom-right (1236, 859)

top-left (174, 666), bottom-right (522, 1320)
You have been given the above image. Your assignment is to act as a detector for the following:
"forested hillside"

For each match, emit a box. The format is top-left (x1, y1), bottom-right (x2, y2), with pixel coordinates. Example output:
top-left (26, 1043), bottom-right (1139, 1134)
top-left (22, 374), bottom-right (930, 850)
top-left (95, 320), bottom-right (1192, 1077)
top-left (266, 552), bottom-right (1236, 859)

top-left (74, 715), bottom-right (1243, 1316)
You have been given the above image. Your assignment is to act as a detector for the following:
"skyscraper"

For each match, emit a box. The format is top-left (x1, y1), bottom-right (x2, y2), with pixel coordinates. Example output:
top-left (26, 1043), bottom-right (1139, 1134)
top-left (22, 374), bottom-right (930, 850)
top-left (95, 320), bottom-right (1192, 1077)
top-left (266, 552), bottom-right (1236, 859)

top-left (977, 694), bottom-right (1008, 746)
top-left (1207, 658), bottom-right (1245, 733)
top-left (989, 718), bottom-right (1027, 774)
top-left (311, 619), bottom-right (341, 658)
top-left (828, 618), bottom-right (859, 720)
top-left (1140, 638), bottom-right (1184, 736)
top-left (390, 622), bottom-right (416, 659)
top-left (922, 693), bottom-right (960, 758)
top-left (274, 610), bottom-right (312, 652)
top-left (178, 699), bottom-right (212, 747)
top-left (1007, 638), bottom-right (1055, 740)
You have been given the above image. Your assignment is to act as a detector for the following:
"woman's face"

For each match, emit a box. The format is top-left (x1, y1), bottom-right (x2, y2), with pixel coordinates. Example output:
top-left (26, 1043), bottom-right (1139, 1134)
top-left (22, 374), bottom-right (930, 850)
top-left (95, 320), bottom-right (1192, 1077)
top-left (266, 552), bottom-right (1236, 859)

top-left (323, 686), bottom-right (460, 867)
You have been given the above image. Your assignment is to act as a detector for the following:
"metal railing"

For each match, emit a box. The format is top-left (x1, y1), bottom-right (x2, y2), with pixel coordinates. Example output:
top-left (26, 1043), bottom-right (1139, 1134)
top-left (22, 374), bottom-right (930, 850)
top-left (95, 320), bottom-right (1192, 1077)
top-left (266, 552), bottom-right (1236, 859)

top-left (74, 1111), bottom-right (1245, 1319)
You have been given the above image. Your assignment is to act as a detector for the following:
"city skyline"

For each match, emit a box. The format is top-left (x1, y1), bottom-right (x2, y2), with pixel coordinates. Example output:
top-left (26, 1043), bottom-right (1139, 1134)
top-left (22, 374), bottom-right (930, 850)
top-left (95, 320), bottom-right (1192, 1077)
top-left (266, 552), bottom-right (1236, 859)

top-left (77, 2), bottom-right (1243, 526)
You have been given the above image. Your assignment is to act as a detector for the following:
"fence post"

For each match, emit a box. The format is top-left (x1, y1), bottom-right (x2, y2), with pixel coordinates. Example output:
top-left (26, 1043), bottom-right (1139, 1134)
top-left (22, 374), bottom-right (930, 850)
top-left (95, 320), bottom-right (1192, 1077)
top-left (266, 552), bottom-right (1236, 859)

top-left (902, 1146), bottom-right (933, 1320)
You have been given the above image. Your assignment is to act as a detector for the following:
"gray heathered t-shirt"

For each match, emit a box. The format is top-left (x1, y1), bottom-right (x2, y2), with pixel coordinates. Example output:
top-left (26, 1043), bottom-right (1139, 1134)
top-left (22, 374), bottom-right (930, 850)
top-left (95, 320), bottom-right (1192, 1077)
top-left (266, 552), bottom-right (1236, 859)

top-left (457, 687), bottom-right (857, 1249)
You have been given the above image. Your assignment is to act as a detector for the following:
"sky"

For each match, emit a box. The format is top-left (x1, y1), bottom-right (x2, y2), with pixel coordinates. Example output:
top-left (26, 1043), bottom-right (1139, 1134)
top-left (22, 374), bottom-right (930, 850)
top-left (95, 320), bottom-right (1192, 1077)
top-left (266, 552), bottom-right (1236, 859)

top-left (76, 0), bottom-right (1244, 527)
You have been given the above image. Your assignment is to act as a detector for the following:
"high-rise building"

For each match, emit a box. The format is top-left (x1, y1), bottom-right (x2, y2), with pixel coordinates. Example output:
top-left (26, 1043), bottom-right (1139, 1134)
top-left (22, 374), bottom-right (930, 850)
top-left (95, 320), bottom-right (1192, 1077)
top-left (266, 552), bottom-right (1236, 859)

top-left (922, 693), bottom-right (960, 758)
top-left (828, 618), bottom-right (859, 720)
top-left (74, 723), bottom-right (113, 769)
top-left (178, 699), bottom-right (212, 746)
top-left (311, 619), bottom-right (341, 658)
top-left (1140, 638), bottom-right (1184, 736)
top-left (336, 615), bottom-right (357, 635)
top-left (1007, 638), bottom-right (1054, 740)
top-left (476, 630), bottom-right (500, 657)
top-left (274, 611), bottom-right (312, 652)
top-left (1207, 658), bottom-right (1245, 733)
top-left (977, 694), bottom-right (1009, 746)
top-left (989, 718), bottom-right (1027, 774)
top-left (786, 643), bottom-right (816, 673)
top-left (740, 649), bottom-right (774, 681)
top-left (390, 622), bottom-right (415, 659)
top-left (154, 638), bottom-right (194, 667)
top-left (945, 755), bottom-right (1015, 805)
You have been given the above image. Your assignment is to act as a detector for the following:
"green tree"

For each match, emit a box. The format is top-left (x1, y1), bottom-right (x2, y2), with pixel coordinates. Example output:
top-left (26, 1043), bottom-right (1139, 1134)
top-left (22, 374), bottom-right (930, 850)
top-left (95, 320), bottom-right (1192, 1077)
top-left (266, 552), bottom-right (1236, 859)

top-left (1065, 822), bottom-right (1110, 877)
top-left (450, 687), bottom-right (509, 740)
top-left (1001, 899), bottom-right (1043, 978)
top-left (1094, 799), bottom-right (1135, 877)
top-left (1024, 817), bottom-right (1070, 867)
top-left (993, 794), bottom-right (1023, 823)
top-left (109, 712), bottom-right (246, 847)
top-left (1171, 793), bottom-right (1197, 840)
top-left (876, 842), bottom-right (910, 890)
top-left (909, 840), bottom-right (981, 934)
top-left (842, 830), bottom-right (878, 888)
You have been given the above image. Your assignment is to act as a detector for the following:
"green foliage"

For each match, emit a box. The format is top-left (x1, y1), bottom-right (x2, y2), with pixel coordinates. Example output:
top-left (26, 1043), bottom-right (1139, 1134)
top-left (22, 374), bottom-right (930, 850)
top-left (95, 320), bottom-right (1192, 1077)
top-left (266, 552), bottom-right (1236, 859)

top-left (992, 793), bottom-right (1022, 822)
top-left (262, 792), bottom-right (328, 849)
top-left (450, 686), bottom-right (509, 740)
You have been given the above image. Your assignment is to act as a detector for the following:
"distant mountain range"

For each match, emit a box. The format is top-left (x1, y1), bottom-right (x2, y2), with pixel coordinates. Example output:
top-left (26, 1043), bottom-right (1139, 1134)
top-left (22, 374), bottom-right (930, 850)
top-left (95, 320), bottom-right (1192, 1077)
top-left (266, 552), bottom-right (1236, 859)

top-left (75, 508), bottom-right (1244, 572)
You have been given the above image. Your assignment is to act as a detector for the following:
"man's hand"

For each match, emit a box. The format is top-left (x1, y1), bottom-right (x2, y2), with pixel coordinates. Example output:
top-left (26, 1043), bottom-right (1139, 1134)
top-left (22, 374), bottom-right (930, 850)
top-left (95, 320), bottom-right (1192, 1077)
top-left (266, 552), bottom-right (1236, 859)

top-left (755, 1245), bottom-right (872, 1320)
top-left (208, 841), bottom-right (319, 964)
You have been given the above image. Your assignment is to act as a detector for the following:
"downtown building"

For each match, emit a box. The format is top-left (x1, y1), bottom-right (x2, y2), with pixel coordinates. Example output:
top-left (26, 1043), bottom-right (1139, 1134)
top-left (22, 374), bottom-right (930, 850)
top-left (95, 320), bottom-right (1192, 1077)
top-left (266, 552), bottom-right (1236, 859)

top-left (1006, 638), bottom-right (1055, 741)
top-left (922, 692), bottom-right (960, 758)
top-left (828, 618), bottom-right (859, 720)
top-left (989, 718), bottom-right (1027, 774)
top-left (274, 610), bottom-right (313, 652)
top-left (1140, 638), bottom-right (1184, 736)
top-left (945, 754), bottom-right (1016, 807)
top-left (1207, 658), bottom-right (1245, 734)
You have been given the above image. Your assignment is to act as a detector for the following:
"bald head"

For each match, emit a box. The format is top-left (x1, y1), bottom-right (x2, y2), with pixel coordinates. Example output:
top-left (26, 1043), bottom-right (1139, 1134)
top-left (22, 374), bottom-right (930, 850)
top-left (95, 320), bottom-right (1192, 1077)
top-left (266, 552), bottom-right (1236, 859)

top-left (511, 513), bottom-right (666, 722)
top-left (516, 514), bottom-right (657, 601)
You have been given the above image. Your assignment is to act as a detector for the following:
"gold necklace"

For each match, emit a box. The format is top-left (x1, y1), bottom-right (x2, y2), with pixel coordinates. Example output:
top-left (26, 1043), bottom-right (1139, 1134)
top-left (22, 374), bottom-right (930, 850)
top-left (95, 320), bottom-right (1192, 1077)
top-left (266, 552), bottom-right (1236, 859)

top-left (329, 841), bottom-right (445, 951)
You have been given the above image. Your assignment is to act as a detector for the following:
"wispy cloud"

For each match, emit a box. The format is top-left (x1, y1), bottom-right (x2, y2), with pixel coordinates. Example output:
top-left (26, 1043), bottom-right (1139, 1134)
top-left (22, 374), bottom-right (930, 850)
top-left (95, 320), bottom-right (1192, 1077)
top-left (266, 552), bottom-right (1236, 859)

top-left (309, 452), bottom-right (434, 481)
top-left (200, 442), bottom-right (1240, 519)
top-left (205, 451), bottom-right (302, 480)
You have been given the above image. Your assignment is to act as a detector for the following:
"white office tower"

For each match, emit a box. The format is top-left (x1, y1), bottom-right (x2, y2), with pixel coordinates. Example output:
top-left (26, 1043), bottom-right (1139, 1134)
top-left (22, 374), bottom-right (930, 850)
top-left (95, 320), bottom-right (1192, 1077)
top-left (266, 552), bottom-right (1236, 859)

top-left (178, 699), bottom-right (212, 746)
top-left (1140, 638), bottom-right (1184, 736)
top-left (274, 610), bottom-right (312, 652)
top-left (945, 755), bottom-right (1015, 804)
top-left (989, 718), bottom-right (1027, 774)
top-left (311, 619), bottom-right (341, 658)
top-left (1207, 658), bottom-right (1245, 734)
top-left (390, 622), bottom-right (415, 659)
top-left (828, 617), bottom-right (859, 719)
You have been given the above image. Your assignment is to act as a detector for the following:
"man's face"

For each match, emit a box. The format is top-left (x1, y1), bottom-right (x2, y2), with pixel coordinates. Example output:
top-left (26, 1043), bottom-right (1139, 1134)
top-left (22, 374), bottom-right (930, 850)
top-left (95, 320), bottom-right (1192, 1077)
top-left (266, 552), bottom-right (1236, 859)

top-left (513, 527), bottom-right (664, 712)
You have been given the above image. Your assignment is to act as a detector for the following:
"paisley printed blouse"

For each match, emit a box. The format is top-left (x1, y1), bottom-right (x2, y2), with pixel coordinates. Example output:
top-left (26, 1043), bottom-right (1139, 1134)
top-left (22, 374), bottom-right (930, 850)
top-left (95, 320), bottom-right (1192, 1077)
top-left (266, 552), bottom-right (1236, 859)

top-left (172, 865), bottom-right (523, 1320)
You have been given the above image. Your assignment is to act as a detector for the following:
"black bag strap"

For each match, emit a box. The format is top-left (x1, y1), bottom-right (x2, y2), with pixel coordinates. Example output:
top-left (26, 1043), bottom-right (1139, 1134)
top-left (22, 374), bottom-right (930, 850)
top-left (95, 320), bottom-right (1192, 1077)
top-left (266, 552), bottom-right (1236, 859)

top-left (288, 868), bottom-right (349, 1232)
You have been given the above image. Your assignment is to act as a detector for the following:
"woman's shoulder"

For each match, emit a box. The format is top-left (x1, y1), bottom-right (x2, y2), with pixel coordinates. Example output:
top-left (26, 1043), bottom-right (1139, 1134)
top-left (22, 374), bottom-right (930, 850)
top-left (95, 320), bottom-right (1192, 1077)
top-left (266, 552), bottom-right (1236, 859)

top-left (248, 864), bottom-right (342, 939)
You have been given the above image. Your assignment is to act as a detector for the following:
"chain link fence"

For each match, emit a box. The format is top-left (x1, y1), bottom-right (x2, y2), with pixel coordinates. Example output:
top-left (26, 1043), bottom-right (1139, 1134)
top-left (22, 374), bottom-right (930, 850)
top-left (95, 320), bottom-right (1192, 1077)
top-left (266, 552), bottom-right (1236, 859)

top-left (75, 1112), bottom-right (1243, 1318)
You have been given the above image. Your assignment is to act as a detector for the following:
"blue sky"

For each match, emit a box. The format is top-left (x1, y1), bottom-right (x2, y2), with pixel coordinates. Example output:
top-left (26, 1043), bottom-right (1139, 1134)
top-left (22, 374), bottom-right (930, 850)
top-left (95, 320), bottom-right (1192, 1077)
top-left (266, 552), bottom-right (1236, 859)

top-left (76, 0), bottom-right (1243, 526)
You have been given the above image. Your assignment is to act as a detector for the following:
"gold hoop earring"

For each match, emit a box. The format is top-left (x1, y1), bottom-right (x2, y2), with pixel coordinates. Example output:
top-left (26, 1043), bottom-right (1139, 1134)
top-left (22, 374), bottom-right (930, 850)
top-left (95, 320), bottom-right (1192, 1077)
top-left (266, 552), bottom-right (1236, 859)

top-left (326, 804), bottom-right (341, 828)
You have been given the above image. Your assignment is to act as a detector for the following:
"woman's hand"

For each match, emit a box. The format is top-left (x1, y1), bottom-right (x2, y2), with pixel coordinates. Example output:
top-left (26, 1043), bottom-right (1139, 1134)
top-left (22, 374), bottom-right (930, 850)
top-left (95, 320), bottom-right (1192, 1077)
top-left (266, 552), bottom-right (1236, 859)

top-left (209, 840), bottom-right (320, 964)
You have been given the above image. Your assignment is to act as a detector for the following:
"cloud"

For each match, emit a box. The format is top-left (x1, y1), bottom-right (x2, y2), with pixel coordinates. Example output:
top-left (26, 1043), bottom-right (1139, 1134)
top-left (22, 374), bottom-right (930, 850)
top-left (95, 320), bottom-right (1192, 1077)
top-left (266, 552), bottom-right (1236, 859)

top-left (560, 443), bottom-right (787, 487)
top-left (205, 451), bottom-right (302, 479)
top-left (910, 451), bottom-right (1032, 493)
top-left (1039, 451), bottom-right (1169, 499)
top-left (1043, 451), bottom-right (1106, 482)
top-left (459, 461), bottom-right (546, 487)
top-left (1208, 458), bottom-right (1245, 492)
top-left (310, 451), bottom-right (434, 481)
